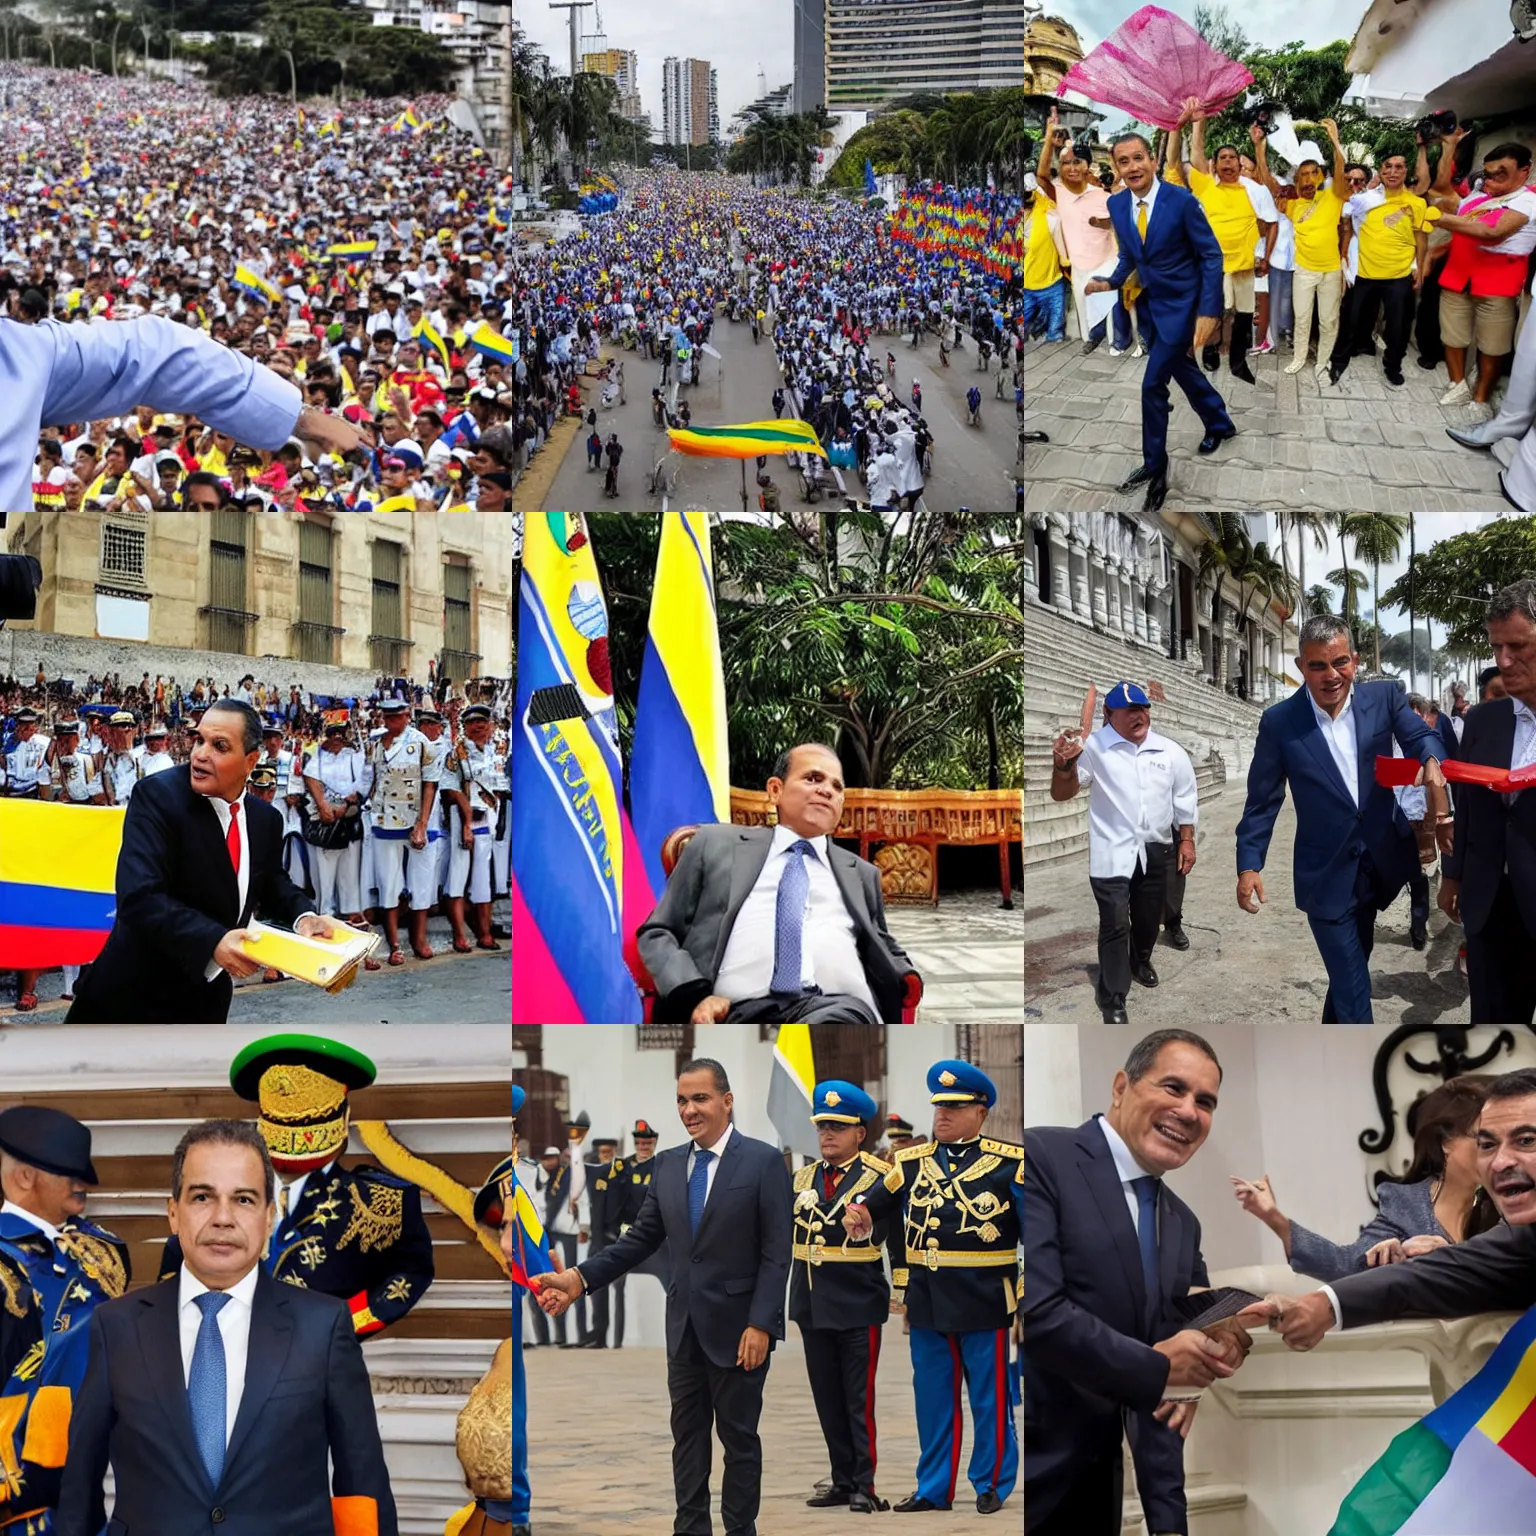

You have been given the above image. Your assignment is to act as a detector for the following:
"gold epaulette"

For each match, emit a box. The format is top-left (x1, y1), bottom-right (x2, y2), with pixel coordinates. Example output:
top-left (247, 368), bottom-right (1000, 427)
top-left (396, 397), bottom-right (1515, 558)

top-left (897, 1141), bottom-right (937, 1161)
top-left (860, 1150), bottom-right (893, 1174)
top-left (981, 1138), bottom-right (1025, 1161)
top-left (793, 1164), bottom-right (817, 1194)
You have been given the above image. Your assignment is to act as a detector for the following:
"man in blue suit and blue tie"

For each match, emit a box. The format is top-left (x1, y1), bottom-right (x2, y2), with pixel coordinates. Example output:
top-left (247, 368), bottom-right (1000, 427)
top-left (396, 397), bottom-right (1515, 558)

top-left (1235, 614), bottom-right (1449, 1023)
top-left (1084, 121), bottom-right (1237, 513)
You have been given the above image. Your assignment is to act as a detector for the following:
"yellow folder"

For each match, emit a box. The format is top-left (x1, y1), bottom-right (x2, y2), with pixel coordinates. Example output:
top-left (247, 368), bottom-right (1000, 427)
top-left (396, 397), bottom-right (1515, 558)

top-left (238, 921), bottom-right (380, 994)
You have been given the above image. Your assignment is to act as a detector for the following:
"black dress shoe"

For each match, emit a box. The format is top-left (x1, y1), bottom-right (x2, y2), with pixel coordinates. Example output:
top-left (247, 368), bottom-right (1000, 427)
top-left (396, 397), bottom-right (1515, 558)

top-left (1082, 334), bottom-right (1104, 356)
top-left (1197, 426), bottom-right (1237, 454)
top-left (977, 1492), bottom-right (1005, 1514)
top-left (1117, 464), bottom-right (1156, 494)
top-left (894, 1495), bottom-right (951, 1512)
top-left (514, 1527), bottom-right (532, 1536)
top-left (1165, 924), bottom-right (1190, 950)
top-left (1143, 475), bottom-right (1167, 513)
top-left (1411, 924), bottom-right (1428, 951)
top-left (850, 1491), bottom-right (888, 1512)
top-left (807, 1489), bottom-right (853, 1507)
top-left (1385, 366), bottom-right (1405, 387)
top-left (579, 1337), bottom-right (608, 1348)
top-left (1132, 962), bottom-right (1159, 988)
top-left (1327, 362), bottom-right (1343, 386)
top-left (1100, 996), bottom-right (1129, 1025)
top-left (1201, 345), bottom-right (1221, 372)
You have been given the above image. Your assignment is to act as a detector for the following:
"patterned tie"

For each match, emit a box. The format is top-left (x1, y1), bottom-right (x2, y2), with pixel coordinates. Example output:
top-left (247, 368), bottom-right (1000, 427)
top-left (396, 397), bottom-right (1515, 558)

top-left (188, 1291), bottom-right (232, 1487)
top-left (225, 800), bottom-right (241, 874)
top-left (1131, 1176), bottom-right (1161, 1303)
top-left (688, 1148), bottom-right (715, 1236)
top-left (770, 839), bottom-right (815, 995)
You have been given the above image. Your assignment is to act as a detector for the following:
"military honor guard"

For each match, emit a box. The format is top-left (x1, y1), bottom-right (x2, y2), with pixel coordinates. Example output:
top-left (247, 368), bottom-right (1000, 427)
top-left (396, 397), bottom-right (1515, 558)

top-left (844, 1060), bottom-right (1022, 1516)
top-left (136, 722), bottom-right (175, 778)
top-left (584, 1137), bottom-right (621, 1348)
top-left (510, 1085), bottom-right (532, 1536)
top-left (258, 718), bottom-right (308, 890)
top-left (158, 1034), bottom-right (434, 1336)
top-left (794, 1081), bottom-right (905, 1514)
top-left (99, 710), bottom-right (144, 807)
top-left (439, 704), bottom-right (506, 954)
top-left (40, 723), bottom-right (103, 806)
top-left (300, 717), bottom-right (372, 927)
top-left (367, 697), bottom-right (443, 964)
top-left (0, 1106), bottom-right (130, 1535)
top-left (411, 708), bottom-right (450, 912)
top-left (3, 711), bottom-right (48, 798)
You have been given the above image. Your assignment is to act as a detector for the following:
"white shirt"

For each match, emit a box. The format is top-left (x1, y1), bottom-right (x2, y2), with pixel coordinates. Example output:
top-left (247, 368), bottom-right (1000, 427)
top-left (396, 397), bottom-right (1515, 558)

top-left (1096, 1114), bottom-right (1154, 1236)
top-left (1132, 177), bottom-right (1161, 235)
top-left (1473, 187), bottom-right (1536, 258)
top-left (1308, 687), bottom-right (1360, 808)
top-left (1076, 724), bottom-right (1199, 878)
top-left (178, 1260), bottom-right (260, 1446)
top-left (685, 1122), bottom-right (735, 1210)
top-left (202, 794), bottom-right (252, 982)
top-left (1509, 698), bottom-right (1536, 808)
top-left (1, 1199), bottom-right (61, 1243)
top-left (713, 825), bottom-right (877, 1012)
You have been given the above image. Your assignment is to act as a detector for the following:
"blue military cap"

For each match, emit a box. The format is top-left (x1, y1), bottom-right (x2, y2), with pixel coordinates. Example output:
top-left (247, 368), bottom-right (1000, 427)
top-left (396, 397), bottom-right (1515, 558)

top-left (1104, 680), bottom-right (1151, 710)
top-left (811, 1080), bottom-right (878, 1124)
top-left (927, 1060), bottom-right (997, 1108)
top-left (512, 1084), bottom-right (526, 1117)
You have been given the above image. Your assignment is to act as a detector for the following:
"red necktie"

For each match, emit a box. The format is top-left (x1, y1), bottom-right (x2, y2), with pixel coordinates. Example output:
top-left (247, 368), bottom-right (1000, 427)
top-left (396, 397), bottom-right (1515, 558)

top-left (823, 1165), bottom-right (839, 1202)
top-left (226, 800), bottom-right (241, 874)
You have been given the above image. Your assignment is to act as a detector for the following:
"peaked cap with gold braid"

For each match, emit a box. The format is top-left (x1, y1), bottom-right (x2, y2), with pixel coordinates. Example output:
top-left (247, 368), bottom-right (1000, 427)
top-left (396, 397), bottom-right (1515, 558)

top-left (230, 1033), bottom-right (377, 1176)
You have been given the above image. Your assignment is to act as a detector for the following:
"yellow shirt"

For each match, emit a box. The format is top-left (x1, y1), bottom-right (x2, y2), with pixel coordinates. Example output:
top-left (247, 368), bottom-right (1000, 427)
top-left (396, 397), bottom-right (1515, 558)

top-left (1022, 199), bottom-right (1063, 291)
top-left (1355, 190), bottom-right (1436, 281)
top-left (1189, 166), bottom-right (1259, 273)
top-left (1287, 186), bottom-right (1345, 273)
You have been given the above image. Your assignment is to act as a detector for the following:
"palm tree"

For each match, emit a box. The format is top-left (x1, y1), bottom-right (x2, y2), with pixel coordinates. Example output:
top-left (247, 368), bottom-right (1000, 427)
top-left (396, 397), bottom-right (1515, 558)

top-left (1345, 512), bottom-right (1410, 673)
top-left (1233, 541), bottom-right (1289, 698)
top-left (1324, 566), bottom-right (1369, 625)
top-left (1305, 582), bottom-right (1334, 617)
top-left (1287, 511), bottom-right (1331, 620)
top-left (1194, 511), bottom-right (1253, 688)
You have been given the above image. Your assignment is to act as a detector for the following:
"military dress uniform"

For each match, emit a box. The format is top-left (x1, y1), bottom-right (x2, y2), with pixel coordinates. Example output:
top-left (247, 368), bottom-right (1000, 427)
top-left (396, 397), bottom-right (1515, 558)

top-left (39, 729), bottom-right (100, 806)
top-left (99, 710), bottom-right (144, 808)
top-left (259, 724), bottom-right (308, 891)
top-left (511, 1085), bottom-right (531, 1536)
top-left (441, 707), bottom-right (506, 906)
top-left (367, 709), bottom-right (444, 911)
top-left (584, 1146), bottom-right (622, 1348)
top-left (605, 1119), bottom-right (668, 1343)
top-left (855, 1060), bottom-right (1022, 1514)
top-left (0, 1107), bottom-right (131, 1536)
top-left (792, 1082), bottom-right (905, 1512)
top-left (2, 714), bottom-right (48, 798)
top-left (301, 730), bottom-right (372, 917)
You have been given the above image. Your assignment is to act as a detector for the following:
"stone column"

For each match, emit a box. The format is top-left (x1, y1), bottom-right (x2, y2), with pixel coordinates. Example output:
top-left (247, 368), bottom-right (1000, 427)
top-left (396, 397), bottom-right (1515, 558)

top-left (1145, 578), bottom-right (1165, 651)
top-left (1123, 572), bottom-right (1139, 641)
top-left (1090, 550), bottom-right (1109, 628)
top-left (1070, 536), bottom-right (1092, 620)
top-left (1131, 577), bottom-right (1149, 643)
top-left (1049, 529), bottom-right (1073, 614)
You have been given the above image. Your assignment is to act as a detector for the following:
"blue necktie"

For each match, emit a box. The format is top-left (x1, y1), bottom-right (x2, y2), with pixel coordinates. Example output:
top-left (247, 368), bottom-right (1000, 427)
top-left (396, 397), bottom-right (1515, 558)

top-left (688, 1149), bottom-right (715, 1236)
top-left (1131, 1176), bottom-right (1161, 1302)
top-left (770, 839), bottom-right (815, 995)
top-left (188, 1290), bottom-right (232, 1487)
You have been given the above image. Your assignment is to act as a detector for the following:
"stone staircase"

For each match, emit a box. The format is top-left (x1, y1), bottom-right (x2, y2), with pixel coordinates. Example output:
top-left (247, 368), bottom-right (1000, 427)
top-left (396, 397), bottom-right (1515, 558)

top-left (1025, 598), bottom-right (1273, 868)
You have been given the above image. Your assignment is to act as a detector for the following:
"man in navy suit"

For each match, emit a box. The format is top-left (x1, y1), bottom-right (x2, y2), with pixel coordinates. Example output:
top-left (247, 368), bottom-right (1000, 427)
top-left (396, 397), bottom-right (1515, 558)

top-left (1235, 614), bottom-right (1448, 1022)
top-left (57, 1118), bottom-right (397, 1536)
top-left (1084, 125), bottom-right (1236, 513)
top-left (67, 700), bottom-right (342, 1023)
top-left (1024, 1029), bottom-right (1250, 1536)
top-left (532, 1059), bottom-right (792, 1536)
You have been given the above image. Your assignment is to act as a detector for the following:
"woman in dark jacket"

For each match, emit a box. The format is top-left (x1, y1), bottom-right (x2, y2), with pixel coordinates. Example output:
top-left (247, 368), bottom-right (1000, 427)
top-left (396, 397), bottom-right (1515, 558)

top-left (1231, 1076), bottom-right (1501, 1282)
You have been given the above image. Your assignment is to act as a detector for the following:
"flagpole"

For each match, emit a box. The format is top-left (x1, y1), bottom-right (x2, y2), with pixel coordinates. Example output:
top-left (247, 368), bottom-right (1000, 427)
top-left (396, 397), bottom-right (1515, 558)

top-left (740, 458), bottom-right (748, 512)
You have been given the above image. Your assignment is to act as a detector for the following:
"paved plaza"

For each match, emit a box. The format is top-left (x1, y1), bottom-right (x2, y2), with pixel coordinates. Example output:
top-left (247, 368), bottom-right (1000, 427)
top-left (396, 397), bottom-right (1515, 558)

top-left (1020, 333), bottom-right (1512, 518)
top-left (1025, 781), bottom-right (1470, 1026)
top-left (523, 1321), bottom-right (1015, 1535)
top-left (888, 888), bottom-right (1025, 1024)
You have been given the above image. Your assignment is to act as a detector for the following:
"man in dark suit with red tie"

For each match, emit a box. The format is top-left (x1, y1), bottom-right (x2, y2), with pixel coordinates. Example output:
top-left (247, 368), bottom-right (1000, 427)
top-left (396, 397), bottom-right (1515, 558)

top-left (67, 700), bottom-right (340, 1023)
top-left (1439, 580), bottom-right (1536, 1023)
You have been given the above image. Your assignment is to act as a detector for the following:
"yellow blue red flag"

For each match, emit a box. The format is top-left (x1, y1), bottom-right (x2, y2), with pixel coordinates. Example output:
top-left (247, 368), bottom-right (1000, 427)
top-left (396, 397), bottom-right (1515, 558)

top-left (232, 264), bottom-right (282, 305)
top-left (0, 799), bottom-right (125, 966)
top-left (508, 1166), bottom-right (552, 1293)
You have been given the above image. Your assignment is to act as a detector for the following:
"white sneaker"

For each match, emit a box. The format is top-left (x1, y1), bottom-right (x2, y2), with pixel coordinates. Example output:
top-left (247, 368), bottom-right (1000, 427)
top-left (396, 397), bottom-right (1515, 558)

top-left (1465, 401), bottom-right (1495, 424)
top-left (1284, 355), bottom-right (1310, 375)
top-left (1439, 379), bottom-right (1471, 406)
top-left (1108, 346), bottom-right (1129, 357)
top-left (1132, 342), bottom-right (1146, 359)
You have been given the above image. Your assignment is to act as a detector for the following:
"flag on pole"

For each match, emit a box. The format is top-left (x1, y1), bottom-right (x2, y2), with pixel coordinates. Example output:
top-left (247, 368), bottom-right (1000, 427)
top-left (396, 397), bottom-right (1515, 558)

top-left (1330, 1303), bottom-right (1536, 1534)
top-left (511, 512), bottom-right (642, 1023)
top-left (864, 158), bottom-right (878, 197)
top-left (766, 1023), bottom-right (820, 1158)
top-left (508, 1166), bottom-right (553, 1293)
top-left (0, 800), bottom-right (125, 967)
top-left (630, 513), bottom-right (730, 900)
top-left (667, 419), bottom-right (828, 460)
top-left (232, 264), bottom-right (282, 305)
top-left (414, 316), bottom-right (451, 371)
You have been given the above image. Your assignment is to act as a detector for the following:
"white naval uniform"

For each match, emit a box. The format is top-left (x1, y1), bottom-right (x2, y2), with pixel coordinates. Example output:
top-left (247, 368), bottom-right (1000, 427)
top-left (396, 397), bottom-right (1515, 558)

top-left (441, 735), bottom-right (505, 904)
top-left (491, 725), bottom-right (511, 895)
top-left (102, 748), bottom-right (143, 806)
top-left (411, 733), bottom-right (450, 904)
top-left (137, 749), bottom-right (175, 778)
top-left (45, 753), bottom-right (102, 804)
top-left (4, 735), bottom-right (49, 796)
top-left (259, 748), bottom-right (308, 890)
top-left (302, 744), bottom-right (372, 916)
top-left (367, 726), bottom-right (443, 909)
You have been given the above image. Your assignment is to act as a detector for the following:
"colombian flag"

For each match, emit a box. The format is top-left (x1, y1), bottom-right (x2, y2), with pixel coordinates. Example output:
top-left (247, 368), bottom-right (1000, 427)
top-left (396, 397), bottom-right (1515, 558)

top-left (511, 513), bottom-right (642, 1024)
top-left (667, 418), bottom-right (828, 460)
top-left (0, 800), bottom-right (125, 966)
top-left (629, 512), bottom-right (729, 901)
top-left (509, 1165), bottom-right (552, 1293)
top-left (415, 316), bottom-right (451, 371)
top-left (232, 264), bottom-right (282, 305)
top-left (326, 239), bottom-right (377, 259)
top-left (469, 323), bottom-right (518, 365)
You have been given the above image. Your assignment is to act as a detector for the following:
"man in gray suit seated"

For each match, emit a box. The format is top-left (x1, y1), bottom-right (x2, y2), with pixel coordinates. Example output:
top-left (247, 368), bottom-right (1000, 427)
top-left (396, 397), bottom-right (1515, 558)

top-left (638, 743), bottom-right (915, 1024)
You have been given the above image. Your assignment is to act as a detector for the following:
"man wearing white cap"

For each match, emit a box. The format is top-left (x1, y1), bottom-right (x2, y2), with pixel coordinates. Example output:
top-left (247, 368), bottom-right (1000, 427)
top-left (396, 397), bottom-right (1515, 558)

top-left (1050, 682), bottom-right (1198, 1025)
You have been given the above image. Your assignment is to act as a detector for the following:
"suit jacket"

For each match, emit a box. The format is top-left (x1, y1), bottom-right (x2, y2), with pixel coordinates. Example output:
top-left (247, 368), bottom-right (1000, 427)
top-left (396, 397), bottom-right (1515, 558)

top-left (57, 1269), bottom-right (397, 1536)
top-left (577, 1129), bottom-right (792, 1370)
top-left (1331, 1220), bottom-right (1536, 1330)
top-left (1024, 1119), bottom-right (1209, 1536)
top-left (635, 823), bottom-right (914, 1022)
top-left (1105, 179), bottom-right (1225, 348)
top-left (69, 765), bottom-right (313, 1022)
top-left (1435, 711), bottom-right (1460, 762)
top-left (1287, 1178), bottom-right (1442, 1283)
top-left (1442, 698), bottom-right (1536, 939)
top-left (1235, 681), bottom-right (1438, 920)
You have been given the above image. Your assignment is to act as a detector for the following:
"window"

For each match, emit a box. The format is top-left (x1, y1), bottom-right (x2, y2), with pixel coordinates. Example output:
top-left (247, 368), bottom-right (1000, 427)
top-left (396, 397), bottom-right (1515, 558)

top-left (370, 539), bottom-right (409, 674)
top-left (295, 520), bottom-right (336, 665)
top-left (99, 521), bottom-right (146, 588)
top-left (440, 558), bottom-right (478, 685)
top-left (205, 510), bottom-right (252, 654)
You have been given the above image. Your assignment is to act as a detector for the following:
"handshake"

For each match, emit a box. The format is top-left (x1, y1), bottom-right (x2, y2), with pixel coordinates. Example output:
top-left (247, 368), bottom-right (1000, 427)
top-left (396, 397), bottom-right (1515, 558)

top-left (527, 1260), bottom-right (580, 1318)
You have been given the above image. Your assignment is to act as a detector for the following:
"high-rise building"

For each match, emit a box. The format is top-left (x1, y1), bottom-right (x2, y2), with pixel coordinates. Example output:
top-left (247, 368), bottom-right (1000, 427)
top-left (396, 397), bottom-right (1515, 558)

top-left (581, 46), bottom-right (643, 120)
top-left (793, 0), bottom-right (826, 115)
top-left (661, 56), bottom-right (716, 146)
top-left (824, 0), bottom-right (1026, 111)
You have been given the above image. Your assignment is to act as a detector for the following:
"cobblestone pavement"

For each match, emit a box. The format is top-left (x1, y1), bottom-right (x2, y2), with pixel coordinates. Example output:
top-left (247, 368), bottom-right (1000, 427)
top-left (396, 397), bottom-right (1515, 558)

top-left (1020, 333), bottom-right (1511, 517)
top-left (1025, 787), bottom-right (1470, 1027)
top-left (524, 1325), bottom-right (1015, 1535)
top-left (887, 886), bottom-right (1025, 1023)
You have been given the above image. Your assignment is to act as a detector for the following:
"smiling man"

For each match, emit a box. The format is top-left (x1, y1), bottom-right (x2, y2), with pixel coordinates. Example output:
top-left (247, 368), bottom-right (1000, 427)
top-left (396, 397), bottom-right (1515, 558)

top-left (1023, 1030), bottom-right (1248, 1536)
top-left (637, 743), bottom-right (915, 1024)
top-left (67, 699), bottom-right (339, 1022)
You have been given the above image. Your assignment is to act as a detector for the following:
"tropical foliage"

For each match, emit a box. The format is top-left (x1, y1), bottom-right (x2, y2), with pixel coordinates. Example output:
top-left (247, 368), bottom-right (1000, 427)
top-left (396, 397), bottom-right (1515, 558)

top-left (1381, 517), bottom-right (1536, 650)
top-left (1193, 513), bottom-right (1293, 691)
top-left (724, 109), bottom-right (835, 187)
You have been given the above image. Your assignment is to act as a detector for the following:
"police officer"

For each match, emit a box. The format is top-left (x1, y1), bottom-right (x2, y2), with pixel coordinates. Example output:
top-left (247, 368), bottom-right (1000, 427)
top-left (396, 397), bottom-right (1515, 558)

top-left (99, 709), bottom-right (143, 807)
top-left (844, 1060), bottom-right (1022, 1516)
top-left (0, 1105), bottom-right (131, 1535)
top-left (440, 703), bottom-right (506, 953)
top-left (158, 1033), bottom-right (435, 1336)
top-left (136, 721), bottom-right (175, 777)
top-left (368, 696), bottom-right (443, 963)
top-left (584, 1136), bottom-right (622, 1348)
top-left (3, 710), bottom-right (48, 798)
top-left (511, 1084), bottom-right (532, 1536)
top-left (794, 1081), bottom-right (903, 1514)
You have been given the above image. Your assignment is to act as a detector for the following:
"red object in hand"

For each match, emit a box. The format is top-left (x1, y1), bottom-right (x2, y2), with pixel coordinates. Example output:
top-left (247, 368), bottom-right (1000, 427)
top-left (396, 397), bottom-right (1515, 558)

top-left (1374, 756), bottom-right (1536, 793)
top-left (1373, 756), bottom-right (1421, 788)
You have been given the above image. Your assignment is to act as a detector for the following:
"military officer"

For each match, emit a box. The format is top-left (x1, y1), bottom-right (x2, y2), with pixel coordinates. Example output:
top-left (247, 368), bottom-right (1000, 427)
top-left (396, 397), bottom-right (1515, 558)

top-left (844, 1060), bottom-right (1022, 1516)
top-left (440, 703), bottom-right (506, 954)
top-left (367, 696), bottom-right (443, 964)
top-left (3, 711), bottom-right (48, 798)
top-left (794, 1081), bottom-right (904, 1514)
top-left (594, 1117), bottom-right (664, 1349)
top-left (410, 708), bottom-right (450, 914)
top-left (39, 722), bottom-right (103, 805)
top-left (511, 1084), bottom-right (531, 1536)
top-left (258, 718), bottom-right (309, 890)
top-left (490, 708), bottom-right (512, 902)
top-left (469, 1147), bottom-right (520, 1536)
top-left (0, 1105), bottom-right (130, 1535)
top-left (158, 1033), bottom-right (435, 1336)
top-left (885, 1112), bottom-right (920, 1154)
top-left (136, 721), bottom-right (175, 778)
top-left (98, 709), bottom-right (143, 807)
top-left (584, 1136), bottom-right (623, 1348)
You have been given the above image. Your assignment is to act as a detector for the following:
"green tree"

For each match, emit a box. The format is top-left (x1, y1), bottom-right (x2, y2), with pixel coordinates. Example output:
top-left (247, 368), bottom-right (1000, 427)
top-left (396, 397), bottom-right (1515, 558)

top-left (1345, 512), bottom-right (1410, 672)
top-left (1380, 517), bottom-right (1536, 649)
top-left (1194, 511), bottom-right (1253, 688)
top-left (1379, 628), bottom-right (1440, 676)
top-left (1305, 581), bottom-right (1335, 617)
top-left (1324, 566), bottom-right (1369, 624)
